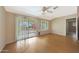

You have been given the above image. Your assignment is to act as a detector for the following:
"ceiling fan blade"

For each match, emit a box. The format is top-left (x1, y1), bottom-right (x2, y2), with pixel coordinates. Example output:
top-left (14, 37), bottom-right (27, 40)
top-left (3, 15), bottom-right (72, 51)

top-left (47, 10), bottom-right (53, 13)
top-left (42, 7), bottom-right (46, 12)
top-left (42, 6), bottom-right (52, 12)
top-left (53, 6), bottom-right (58, 9)
top-left (46, 6), bottom-right (52, 9)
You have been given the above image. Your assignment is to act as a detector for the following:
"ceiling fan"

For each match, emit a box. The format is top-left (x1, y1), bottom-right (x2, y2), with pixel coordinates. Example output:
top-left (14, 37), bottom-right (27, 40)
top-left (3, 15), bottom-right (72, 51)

top-left (41, 6), bottom-right (58, 14)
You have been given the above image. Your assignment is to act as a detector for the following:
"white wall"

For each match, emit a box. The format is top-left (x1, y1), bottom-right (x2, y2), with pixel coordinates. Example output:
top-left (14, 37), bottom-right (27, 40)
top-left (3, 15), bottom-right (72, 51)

top-left (0, 7), bottom-right (6, 52)
top-left (52, 14), bottom-right (76, 36)
top-left (52, 17), bottom-right (66, 36)
top-left (6, 12), bottom-right (16, 44)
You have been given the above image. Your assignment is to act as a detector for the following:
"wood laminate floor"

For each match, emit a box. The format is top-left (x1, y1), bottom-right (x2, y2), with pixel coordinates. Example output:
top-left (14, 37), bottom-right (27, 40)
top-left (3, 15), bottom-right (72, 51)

top-left (2, 34), bottom-right (79, 53)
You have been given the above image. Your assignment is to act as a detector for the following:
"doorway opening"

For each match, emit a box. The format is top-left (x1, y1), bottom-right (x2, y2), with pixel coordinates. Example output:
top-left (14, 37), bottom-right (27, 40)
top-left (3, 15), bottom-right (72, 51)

top-left (66, 18), bottom-right (76, 39)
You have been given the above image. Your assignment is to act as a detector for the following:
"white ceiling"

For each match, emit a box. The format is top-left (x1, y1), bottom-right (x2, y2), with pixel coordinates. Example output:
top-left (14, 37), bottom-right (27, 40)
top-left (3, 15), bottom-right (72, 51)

top-left (4, 6), bottom-right (77, 20)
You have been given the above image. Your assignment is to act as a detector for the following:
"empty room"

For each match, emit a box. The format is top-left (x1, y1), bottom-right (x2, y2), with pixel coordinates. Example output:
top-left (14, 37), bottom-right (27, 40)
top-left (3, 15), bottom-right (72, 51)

top-left (0, 6), bottom-right (79, 53)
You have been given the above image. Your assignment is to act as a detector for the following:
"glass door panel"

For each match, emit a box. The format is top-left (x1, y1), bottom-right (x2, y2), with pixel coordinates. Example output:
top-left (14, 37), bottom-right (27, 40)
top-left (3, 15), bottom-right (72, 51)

top-left (28, 18), bottom-right (38, 38)
top-left (22, 18), bottom-right (29, 39)
top-left (16, 16), bottom-right (39, 41)
top-left (16, 16), bottom-right (29, 41)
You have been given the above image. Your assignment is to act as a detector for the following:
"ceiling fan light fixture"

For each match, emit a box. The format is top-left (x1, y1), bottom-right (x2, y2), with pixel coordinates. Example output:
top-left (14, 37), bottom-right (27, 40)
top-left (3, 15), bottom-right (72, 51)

top-left (41, 6), bottom-right (58, 15)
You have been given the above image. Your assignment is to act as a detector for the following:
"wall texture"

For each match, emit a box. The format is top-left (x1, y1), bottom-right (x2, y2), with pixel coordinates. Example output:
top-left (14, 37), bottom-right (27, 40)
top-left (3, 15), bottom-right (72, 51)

top-left (0, 7), bottom-right (6, 52)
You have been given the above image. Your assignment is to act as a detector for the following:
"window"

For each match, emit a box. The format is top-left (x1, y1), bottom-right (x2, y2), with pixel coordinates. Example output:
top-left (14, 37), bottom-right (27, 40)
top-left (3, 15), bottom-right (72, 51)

top-left (41, 20), bottom-right (48, 31)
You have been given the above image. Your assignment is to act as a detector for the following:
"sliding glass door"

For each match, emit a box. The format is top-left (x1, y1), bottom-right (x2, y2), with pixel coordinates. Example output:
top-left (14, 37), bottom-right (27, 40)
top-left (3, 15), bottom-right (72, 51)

top-left (16, 16), bottom-right (39, 41)
top-left (16, 16), bottom-right (29, 40)
top-left (16, 15), bottom-right (49, 41)
top-left (28, 18), bottom-right (39, 38)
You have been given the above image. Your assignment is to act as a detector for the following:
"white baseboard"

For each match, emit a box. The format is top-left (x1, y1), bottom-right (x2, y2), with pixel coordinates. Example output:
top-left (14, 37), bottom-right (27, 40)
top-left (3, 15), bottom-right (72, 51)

top-left (0, 44), bottom-right (5, 52)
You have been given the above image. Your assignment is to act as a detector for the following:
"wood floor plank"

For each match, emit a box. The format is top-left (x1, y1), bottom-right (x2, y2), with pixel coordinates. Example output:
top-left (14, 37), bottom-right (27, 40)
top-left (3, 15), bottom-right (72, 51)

top-left (2, 34), bottom-right (79, 53)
